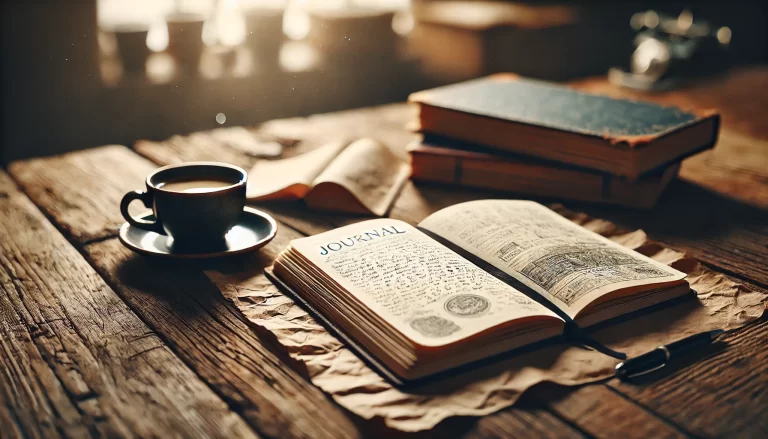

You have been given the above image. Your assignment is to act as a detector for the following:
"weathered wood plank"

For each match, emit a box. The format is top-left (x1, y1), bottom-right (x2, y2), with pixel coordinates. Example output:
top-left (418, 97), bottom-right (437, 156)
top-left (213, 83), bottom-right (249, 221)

top-left (0, 170), bottom-right (257, 439)
top-left (8, 143), bottom-right (361, 437)
top-left (609, 316), bottom-right (768, 438)
top-left (677, 131), bottom-right (768, 208)
top-left (0, 389), bottom-right (26, 439)
top-left (530, 385), bottom-right (686, 439)
top-left (135, 133), bottom-right (258, 170)
top-left (134, 104), bottom-right (417, 166)
top-left (464, 401), bottom-right (587, 439)
top-left (83, 238), bottom-right (362, 439)
top-left (8, 144), bottom-right (158, 244)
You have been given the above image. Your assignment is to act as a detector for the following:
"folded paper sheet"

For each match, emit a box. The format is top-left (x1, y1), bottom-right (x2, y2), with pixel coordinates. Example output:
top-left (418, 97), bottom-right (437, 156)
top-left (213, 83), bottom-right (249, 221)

top-left (247, 138), bottom-right (410, 216)
top-left (208, 207), bottom-right (767, 432)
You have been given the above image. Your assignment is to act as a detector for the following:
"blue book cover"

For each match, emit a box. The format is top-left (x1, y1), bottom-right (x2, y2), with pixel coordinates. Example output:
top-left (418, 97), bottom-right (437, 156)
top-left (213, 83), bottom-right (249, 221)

top-left (410, 75), bottom-right (720, 177)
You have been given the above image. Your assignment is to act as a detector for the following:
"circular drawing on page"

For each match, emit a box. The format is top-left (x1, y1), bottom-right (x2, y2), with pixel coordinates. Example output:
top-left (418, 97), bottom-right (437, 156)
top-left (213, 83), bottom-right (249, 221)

top-left (409, 316), bottom-right (460, 338)
top-left (445, 294), bottom-right (491, 317)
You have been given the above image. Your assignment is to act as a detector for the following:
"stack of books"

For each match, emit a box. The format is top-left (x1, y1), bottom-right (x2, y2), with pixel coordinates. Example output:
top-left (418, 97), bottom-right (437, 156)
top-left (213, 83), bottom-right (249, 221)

top-left (407, 74), bottom-right (720, 208)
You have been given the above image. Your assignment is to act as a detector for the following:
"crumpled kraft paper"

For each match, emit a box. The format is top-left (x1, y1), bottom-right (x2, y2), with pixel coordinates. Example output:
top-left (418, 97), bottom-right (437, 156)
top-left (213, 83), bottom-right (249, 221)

top-left (207, 207), bottom-right (767, 432)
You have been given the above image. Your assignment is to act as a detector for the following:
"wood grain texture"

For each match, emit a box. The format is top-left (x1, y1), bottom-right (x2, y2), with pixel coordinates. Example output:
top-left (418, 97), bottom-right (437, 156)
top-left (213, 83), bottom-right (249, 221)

top-left (530, 385), bottom-right (686, 439)
top-left (609, 316), bottom-right (768, 438)
top-left (463, 401), bottom-right (587, 439)
top-left (8, 144), bottom-right (158, 244)
top-left (0, 170), bottom-right (257, 439)
top-left (677, 131), bottom-right (768, 208)
top-left (6, 140), bottom-right (361, 437)
top-left (135, 133), bottom-right (258, 170)
top-left (83, 238), bottom-right (362, 439)
top-left (0, 389), bottom-right (26, 439)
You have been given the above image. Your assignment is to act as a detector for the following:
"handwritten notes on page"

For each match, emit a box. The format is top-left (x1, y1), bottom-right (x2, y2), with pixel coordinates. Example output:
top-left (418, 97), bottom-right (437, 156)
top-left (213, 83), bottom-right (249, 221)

top-left (288, 219), bottom-right (559, 347)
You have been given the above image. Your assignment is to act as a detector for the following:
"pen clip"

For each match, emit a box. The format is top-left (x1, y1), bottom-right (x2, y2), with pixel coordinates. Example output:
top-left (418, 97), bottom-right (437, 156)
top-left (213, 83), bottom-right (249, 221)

top-left (617, 346), bottom-right (670, 379)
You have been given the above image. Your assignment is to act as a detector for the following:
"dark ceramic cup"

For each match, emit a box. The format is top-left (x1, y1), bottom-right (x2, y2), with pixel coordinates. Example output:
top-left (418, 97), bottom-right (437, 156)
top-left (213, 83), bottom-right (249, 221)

top-left (120, 162), bottom-right (247, 249)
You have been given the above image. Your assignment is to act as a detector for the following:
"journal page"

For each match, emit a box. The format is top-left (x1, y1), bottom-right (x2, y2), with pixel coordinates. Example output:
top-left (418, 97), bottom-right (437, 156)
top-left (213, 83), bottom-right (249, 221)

top-left (308, 139), bottom-right (409, 216)
top-left (418, 200), bottom-right (686, 317)
top-left (289, 219), bottom-right (561, 347)
top-left (246, 140), bottom-right (347, 200)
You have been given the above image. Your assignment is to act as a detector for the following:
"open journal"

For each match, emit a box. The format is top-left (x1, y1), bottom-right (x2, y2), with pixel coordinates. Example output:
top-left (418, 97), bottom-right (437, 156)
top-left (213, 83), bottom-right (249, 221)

top-left (247, 138), bottom-right (409, 216)
top-left (270, 200), bottom-right (689, 383)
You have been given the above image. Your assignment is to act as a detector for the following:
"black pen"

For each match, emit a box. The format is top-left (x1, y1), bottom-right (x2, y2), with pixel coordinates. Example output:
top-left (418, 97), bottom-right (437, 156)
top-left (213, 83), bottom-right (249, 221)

top-left (615, 329), bottom-right (724, 380)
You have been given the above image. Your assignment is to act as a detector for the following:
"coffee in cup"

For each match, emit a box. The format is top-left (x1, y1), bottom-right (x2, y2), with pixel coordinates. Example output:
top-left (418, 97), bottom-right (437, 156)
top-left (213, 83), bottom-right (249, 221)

top-left (157, 179), bottom-right (234, 193)
top-left (120, 162), bottom-right (247, 249)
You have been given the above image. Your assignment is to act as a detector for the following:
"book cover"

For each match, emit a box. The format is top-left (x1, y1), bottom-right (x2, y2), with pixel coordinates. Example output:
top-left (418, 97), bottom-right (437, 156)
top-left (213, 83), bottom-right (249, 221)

top-left (408, 138), bottom-right (679, 208)
top-left (409, 75), bottom-right (719, 177)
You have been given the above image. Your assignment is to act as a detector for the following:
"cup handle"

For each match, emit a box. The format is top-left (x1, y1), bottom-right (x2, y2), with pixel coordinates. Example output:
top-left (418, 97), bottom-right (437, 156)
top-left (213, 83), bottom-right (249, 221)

top-left (120, 190), bottom-right (164, 234)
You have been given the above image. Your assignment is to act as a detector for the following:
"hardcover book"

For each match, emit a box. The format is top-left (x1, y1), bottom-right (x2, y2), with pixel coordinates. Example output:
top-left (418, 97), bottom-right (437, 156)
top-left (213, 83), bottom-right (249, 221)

top-left (269, 200), bottom-right (689, 383)
top-left (409, 75), bottom-right (720, 178)
top-left (408, 138), bottom-right (679, 209)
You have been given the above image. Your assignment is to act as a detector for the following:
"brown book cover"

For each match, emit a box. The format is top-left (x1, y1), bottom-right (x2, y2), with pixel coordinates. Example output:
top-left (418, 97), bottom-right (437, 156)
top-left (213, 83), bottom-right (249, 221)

top-left (408, 138), bottom-right (679, 209)
top-left (409, 75), bottom-right (719, 178)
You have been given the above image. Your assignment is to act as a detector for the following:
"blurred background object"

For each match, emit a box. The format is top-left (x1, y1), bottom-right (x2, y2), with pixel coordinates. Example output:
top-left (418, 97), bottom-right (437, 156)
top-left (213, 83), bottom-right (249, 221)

top-left (1, 0), bottom-right (766, 162)
top-left (407, 1), bottom-right (626, 82)
top-left (242, 4), bottom-right (284, 69)
top-left (609, 9), bottom-right (733, 90)
top-left (165, 12), bottom-right (207, 75)
top-left (110, 23), bottom-right (152, 74)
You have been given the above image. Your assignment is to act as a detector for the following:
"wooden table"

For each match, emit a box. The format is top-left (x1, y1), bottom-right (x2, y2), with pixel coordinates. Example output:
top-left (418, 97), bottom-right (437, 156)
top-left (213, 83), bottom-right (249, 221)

top-left (2, 67), bottom-right (767, 439)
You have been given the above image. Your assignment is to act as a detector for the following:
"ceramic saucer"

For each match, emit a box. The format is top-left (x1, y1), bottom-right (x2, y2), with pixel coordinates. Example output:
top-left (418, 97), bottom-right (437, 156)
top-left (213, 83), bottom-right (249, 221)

top-left (119, 207), bottom-right (277, 259)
